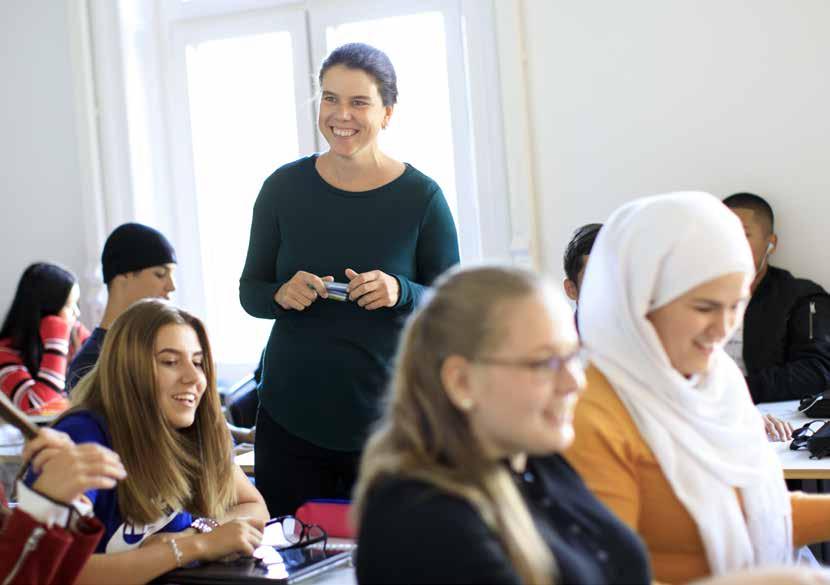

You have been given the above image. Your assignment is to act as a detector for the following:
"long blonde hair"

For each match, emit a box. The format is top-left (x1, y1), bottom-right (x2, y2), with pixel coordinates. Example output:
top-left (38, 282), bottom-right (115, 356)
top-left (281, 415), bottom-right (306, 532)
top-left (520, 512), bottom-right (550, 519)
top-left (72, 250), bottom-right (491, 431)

top-left (353, 266), bottom-right (556, 585)
top-left (69, 299), bottom-right (234, 524)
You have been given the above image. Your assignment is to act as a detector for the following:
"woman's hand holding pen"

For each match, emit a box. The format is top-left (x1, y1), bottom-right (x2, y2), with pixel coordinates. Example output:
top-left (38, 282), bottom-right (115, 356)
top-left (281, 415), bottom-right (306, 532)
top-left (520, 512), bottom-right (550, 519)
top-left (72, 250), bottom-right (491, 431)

top-left (346, 268), bottom-right (400, 310)
top-left (274, 271), bottom-right (334, 311)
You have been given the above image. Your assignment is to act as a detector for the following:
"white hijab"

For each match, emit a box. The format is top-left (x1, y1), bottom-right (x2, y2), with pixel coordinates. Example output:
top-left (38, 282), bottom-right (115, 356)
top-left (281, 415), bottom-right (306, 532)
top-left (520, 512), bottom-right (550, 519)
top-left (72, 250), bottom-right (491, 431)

top-left (579, 192), bottom-right (793, 574)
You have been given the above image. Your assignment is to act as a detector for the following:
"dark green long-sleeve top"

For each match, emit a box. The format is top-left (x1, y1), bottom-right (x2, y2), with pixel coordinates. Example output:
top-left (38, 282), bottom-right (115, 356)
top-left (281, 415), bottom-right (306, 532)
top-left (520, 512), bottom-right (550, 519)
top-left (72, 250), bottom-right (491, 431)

top-left (239, 155), bottom-right (460, 451)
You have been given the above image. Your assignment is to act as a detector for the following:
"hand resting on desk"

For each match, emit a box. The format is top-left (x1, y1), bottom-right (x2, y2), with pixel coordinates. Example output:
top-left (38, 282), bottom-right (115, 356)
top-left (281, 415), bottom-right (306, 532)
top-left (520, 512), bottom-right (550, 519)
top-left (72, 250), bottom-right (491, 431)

top-left (141, 517), bottom-right (265, 562)
top-left (763, 413), bottom-right (794, 442)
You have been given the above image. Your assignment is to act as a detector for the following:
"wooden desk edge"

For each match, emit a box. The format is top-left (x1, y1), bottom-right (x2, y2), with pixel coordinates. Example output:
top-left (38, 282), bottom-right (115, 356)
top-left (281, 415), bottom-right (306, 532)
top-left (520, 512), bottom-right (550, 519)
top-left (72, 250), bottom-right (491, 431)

top-left (784, 470), bottom-right (830, 480)
top-left (239, 467), bottom-right (829, 480)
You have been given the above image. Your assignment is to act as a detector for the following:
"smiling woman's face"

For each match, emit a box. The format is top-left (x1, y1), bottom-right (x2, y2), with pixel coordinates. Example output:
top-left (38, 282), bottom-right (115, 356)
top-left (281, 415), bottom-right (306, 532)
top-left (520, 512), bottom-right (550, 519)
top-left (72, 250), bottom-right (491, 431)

top-left (154, 323), bottom-right (206, 429)
top-left (647, 272), bottom-right (751, 377)
top-left (459, 292), bottom-right (585, 459)
top-left (318, 64), bottom-right (392, 160)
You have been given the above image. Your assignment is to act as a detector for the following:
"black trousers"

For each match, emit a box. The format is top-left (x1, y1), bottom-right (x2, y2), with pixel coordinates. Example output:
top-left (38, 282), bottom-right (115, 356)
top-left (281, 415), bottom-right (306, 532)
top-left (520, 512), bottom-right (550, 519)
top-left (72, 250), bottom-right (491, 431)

top-left (255, 407), bottom-right (361, 517)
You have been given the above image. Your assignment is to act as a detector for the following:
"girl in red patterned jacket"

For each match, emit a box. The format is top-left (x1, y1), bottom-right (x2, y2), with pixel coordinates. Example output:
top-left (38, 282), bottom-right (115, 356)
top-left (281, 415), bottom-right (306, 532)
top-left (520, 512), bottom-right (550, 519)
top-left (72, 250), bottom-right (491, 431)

top-left (1, 427), bottom-right (126, 584)
top-left (0, 263), bottom-right (89, 414)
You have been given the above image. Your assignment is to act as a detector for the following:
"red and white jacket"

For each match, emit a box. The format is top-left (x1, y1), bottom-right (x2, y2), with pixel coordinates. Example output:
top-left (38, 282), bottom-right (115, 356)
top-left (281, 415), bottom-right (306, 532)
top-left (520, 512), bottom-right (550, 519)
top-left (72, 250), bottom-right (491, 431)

top-left (0, 317), bottom-right (89, 414)
top-left (0, 482), bottom-right (103, 585)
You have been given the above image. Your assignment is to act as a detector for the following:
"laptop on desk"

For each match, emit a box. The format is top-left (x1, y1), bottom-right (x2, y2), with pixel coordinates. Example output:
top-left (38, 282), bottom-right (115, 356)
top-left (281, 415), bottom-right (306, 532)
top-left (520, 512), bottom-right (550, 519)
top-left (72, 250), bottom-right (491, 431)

top-left (156, 547), bottom-right (352, 584)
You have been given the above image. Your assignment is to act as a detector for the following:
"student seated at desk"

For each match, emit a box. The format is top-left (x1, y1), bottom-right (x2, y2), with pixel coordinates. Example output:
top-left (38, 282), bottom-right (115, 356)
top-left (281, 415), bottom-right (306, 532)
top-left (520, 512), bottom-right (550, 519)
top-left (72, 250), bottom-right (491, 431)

top-left (560, 221), bottom-right (791, 443)
top-left (353, 266), bottom-right (824, 585)
top-left (562, 222), bottom-right (602, 309)
top-left (67, 222), bottom-right (177, 390)
top-left (566, 192), bottom-right (830, 584)
top-left (1, 263), bottom-right (89, 414)
top-left (722, 192), bottom-right (830, 403)
top-left (31, 299), bottom-right (268, 584)
top-left (1, 427), bottom-right (123, 585)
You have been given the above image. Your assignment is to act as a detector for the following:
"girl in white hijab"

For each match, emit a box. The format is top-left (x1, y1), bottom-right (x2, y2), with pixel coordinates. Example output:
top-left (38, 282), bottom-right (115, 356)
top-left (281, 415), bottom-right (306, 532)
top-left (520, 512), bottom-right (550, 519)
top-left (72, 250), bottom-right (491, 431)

top-left (566, 192), bottom-right (830, 583)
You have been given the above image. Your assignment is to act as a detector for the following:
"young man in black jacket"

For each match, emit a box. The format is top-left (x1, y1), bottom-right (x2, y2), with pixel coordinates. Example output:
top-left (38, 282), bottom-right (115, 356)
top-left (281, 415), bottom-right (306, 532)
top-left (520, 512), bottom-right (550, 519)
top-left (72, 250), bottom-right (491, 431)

top-left (724, 193), bottom-right (830, 403)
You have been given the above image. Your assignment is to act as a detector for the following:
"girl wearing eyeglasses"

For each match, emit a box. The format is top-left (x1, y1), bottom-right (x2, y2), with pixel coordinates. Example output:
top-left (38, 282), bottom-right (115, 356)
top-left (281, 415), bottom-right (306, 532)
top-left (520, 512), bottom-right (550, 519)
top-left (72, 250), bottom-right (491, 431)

top-left (354, 265), bottom-right (830, 585)
top-left (353, 266), bottom-right (644, 584)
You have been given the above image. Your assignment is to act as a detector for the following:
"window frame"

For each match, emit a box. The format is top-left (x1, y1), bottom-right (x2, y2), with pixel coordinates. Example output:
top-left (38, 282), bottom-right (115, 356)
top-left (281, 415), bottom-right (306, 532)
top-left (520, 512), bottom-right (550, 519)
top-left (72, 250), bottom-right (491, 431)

top-left (162, 4), bottom-right (314, 320)
top-left (77, 0), bottom-right (526, 369)
top-left (307, 0), bottom-right (482, 262)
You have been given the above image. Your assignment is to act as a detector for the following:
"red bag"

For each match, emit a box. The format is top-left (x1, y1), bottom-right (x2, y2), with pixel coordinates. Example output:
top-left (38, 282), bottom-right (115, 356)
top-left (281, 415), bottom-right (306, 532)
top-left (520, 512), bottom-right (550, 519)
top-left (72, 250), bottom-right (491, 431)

top-left (294, 499), bottom-right (354, 538)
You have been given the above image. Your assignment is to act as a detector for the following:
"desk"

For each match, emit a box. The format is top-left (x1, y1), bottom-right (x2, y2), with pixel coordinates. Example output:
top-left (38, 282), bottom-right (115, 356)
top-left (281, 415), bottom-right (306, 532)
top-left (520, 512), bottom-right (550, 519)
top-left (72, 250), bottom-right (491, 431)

top-left (757, 400), bottom-right (830, 480)
top-left (0, 413), bottom-right (60, 464)
top-left (300, 564), bottom-right (354, 585)
top-left (1, 414), bottom-right (75, 496)
top-left (157, 545), bottom-right (356, 584)
top-left (235, 449), bottom-right (255, 476)
top-left (0, 424), bottom-right (25, 497)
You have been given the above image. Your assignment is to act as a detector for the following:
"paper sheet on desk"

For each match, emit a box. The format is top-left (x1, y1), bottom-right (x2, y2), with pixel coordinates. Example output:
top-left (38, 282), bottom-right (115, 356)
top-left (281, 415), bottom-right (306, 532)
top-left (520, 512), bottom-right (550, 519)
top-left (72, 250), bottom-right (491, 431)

top-left (253, 519), bottom-right (308, 565)
top-left (262, 521), bottom-right (294, 548)
top-left (259, 518), bottom-right (354, 549)
top-left (757, 401), bottom-right (830, 479)
top-left (757, 400), bottom-right (807, 423)
top-left (0, 424), bottom-right (24, 499)
top-left (255, 522), bottom-right (356, 568)
top-left (254, 520), bottom-right (301, 565)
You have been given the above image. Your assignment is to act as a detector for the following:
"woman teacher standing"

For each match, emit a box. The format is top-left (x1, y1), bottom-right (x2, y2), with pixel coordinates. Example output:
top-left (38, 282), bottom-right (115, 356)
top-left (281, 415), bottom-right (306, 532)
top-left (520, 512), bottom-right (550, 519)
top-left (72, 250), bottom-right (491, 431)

top-left (240, 43), bottom-right (460, 515)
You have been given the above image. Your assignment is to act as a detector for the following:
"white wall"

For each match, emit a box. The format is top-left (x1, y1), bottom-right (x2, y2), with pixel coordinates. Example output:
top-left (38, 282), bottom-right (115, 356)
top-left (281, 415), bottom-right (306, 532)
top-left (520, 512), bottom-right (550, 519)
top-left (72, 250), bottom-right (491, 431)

top-left (0, 0), bottom-right (93, 325)
top-left (5, 0), bottom-right (830, 326)
top-left (519, 0), bottom-right (830, 287)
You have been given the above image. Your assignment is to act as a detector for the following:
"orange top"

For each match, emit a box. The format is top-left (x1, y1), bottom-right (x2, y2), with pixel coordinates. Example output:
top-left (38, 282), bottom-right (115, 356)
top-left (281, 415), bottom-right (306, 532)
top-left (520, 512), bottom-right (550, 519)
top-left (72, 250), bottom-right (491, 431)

top-left (565, 366), bottom-right (830, 584)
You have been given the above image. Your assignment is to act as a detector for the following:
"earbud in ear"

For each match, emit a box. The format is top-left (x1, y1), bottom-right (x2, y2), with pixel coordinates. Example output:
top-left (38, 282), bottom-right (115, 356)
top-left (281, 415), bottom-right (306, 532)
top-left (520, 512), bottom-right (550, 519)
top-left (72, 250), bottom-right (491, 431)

top-left (766, 242), bottom-right (774, 253)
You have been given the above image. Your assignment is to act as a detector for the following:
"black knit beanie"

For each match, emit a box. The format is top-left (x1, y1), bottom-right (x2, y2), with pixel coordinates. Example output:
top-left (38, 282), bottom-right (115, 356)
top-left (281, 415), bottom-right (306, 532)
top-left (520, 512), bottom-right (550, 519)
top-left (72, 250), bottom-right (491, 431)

top-left (102, 223), bottom-right (177, 284)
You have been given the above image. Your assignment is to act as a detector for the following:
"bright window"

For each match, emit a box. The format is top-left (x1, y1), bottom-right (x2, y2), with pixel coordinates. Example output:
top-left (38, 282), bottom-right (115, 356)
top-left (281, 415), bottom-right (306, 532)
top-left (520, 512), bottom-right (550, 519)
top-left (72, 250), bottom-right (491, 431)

top-left (184, 31), bottom-right (299, 363)
top-left (116, 0), bottom-right (503, 373)
top-left (324, 13), bottom-right (459, 221)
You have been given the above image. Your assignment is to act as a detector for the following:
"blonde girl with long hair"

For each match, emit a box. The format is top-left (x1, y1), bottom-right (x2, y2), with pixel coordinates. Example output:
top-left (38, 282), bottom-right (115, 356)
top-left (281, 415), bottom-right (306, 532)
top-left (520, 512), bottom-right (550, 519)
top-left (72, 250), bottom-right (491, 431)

top-left (353, 265), bottom-right (830, 585)
top-left (28, 299), bottom-right (268, 584)
top-left (353, 265), bottom-right (649, 584)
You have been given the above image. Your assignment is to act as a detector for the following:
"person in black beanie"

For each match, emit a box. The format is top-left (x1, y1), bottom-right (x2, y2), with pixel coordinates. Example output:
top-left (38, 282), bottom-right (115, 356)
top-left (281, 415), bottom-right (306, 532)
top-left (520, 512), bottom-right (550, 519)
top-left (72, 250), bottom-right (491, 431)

top-left (66, 223), bottom-right (177, 390)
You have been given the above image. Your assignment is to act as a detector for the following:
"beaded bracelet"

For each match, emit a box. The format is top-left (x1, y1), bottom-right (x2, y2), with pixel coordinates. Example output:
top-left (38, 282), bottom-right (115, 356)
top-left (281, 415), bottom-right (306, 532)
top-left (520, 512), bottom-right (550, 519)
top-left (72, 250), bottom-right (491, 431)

top-left (190, 517), bottom-right (220, 533)
top-left (169, 538), bottom-right (183, 568)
